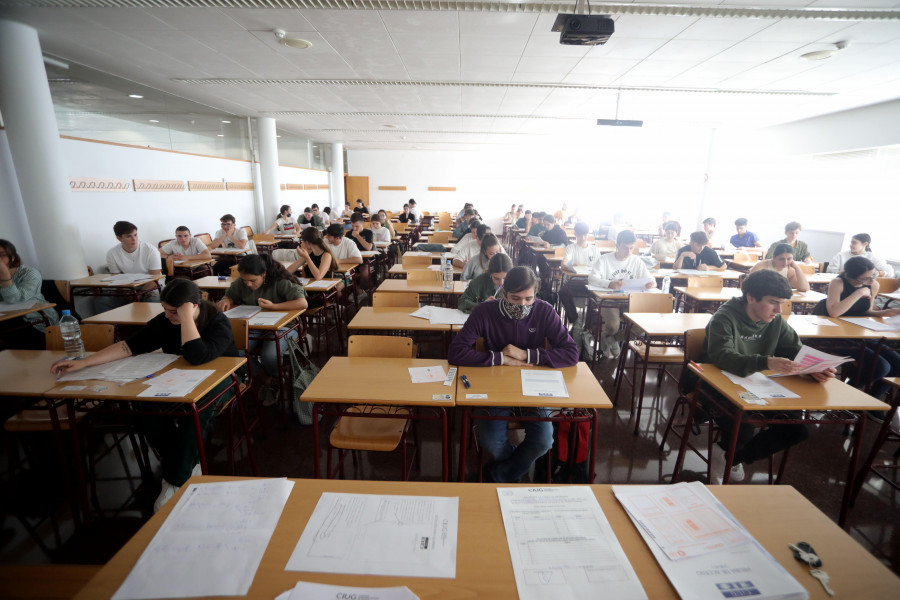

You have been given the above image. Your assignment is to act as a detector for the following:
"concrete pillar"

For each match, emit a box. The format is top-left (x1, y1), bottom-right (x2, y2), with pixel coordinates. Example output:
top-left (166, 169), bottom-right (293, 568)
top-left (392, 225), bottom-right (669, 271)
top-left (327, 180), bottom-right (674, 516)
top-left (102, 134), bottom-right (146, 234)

top-left (0, 19), bottom-right (87, 279)
top-left (0, 131), bottom-right (39, 267)
top-left (256, 117), bottom-right (281, 224)
top-left (330, 142), bottom-right (345, 213)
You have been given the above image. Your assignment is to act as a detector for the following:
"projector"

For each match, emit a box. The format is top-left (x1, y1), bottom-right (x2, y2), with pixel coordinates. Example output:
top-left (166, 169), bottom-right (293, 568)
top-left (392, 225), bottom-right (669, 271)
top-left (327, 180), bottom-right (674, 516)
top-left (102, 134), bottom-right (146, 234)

top-left (552, 13), bottom-right (614, 46)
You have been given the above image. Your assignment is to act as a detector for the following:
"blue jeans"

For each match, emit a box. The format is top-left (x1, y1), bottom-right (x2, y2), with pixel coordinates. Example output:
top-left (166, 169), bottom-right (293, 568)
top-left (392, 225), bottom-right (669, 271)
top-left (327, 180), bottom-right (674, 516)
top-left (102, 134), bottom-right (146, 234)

top-left (862, 344), bottom-right (900, 399)
top-left (248, 327), bottom-right (298, 378)
top-left (476, 407), bottom-right (553, 482)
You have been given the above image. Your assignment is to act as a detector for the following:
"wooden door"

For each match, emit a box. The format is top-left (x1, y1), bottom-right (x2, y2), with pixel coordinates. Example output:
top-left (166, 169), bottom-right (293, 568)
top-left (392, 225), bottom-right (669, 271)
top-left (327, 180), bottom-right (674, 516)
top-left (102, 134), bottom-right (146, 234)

top-left (345, 175), bottom-right (369, 208)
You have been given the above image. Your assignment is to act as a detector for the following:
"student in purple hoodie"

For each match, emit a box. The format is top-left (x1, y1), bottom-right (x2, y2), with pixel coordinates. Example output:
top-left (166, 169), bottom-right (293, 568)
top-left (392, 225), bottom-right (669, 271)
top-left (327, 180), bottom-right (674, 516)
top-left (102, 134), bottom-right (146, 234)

top-left (449, 266), bottom-right (578, 482)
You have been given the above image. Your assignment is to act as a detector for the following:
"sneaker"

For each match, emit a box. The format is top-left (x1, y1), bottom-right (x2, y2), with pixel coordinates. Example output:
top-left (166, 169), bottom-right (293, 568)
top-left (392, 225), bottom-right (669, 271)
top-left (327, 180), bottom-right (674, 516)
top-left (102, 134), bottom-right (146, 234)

top-left (191, 463), bottom-right (202, 478)
top-left (710, 445), bottom-right (745, 484)
top-left (153, 479), bottom-right (179, 513)
top-left (261, 385), bottom-right (279, 407)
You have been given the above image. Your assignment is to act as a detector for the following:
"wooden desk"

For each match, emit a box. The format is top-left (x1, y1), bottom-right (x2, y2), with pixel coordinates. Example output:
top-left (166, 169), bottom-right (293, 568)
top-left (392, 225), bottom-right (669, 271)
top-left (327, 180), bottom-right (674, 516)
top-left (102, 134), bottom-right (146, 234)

top-left (70, 275), bottom-right (164, 303)
top-left (388, 263), bottom-right (462, 279)
top-left (301, 356), bottom-right (455, 481)
top-left (82, 302), bottom-right (164, 339)
top-left (674, 363), bottom-right (888, 527)
top-left (455, 362), bottom-right (612, 483)
top-left (72, 477), bottom-right (900, 600)
top-left (211, 248), bottom-right (249, 256)
top-left (674, 287), bottom-right (827, 315)
top-left (0, 564), bottom-right (101, 600)
top-left (348, 307), bottom-right (451, 333)
top-left (0, 301), bottom-right (56, 324)
top-left (0, 349), bottom-right (70, 397)
top-left (195, 275), bottom-right (233, 301)
top-left (376, 279), bottom-right (466, 308)
top-left (654, 268), bottom-right (744, 285)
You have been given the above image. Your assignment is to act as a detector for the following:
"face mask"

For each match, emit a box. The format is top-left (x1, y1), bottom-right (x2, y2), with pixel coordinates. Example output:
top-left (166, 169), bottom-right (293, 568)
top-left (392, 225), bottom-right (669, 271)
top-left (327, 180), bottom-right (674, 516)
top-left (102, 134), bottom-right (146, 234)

top-left (500, 297), bottom-right (532, 321)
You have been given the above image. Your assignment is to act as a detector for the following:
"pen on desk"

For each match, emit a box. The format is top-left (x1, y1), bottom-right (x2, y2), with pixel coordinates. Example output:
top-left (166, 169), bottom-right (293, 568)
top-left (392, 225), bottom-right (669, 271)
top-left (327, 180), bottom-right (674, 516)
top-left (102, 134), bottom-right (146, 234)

top-left (689, 361), bottom-right (704, 372)
top-left (461, 375), bottom-right (471, 389)
top-left (119, 373), bottom-right (155, 387)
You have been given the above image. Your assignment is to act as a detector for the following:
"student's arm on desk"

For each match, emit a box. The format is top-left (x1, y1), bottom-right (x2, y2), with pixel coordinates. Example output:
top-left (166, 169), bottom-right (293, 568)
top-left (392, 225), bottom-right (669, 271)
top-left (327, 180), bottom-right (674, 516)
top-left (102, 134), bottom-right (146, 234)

top-left (183, 312), bottom-right (234, 364)
top-left (822, 277), bottom-right (872, 317)
top-left (447, 314), bottom-right (496, 366)
top-left (790, 263), bottom-right (810, 292)
top-left (50, 341), bottom-right (132, 375)
top-left (586, 259), bottom-right (612, 289)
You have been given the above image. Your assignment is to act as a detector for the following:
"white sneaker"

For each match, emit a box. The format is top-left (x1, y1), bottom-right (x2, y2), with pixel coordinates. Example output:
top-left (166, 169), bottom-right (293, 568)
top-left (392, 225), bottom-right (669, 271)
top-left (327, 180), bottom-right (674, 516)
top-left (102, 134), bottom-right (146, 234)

top-left (153, 479), bottom-right (179, 513)
top-left (191, 463), bottom-right (202, 478)
top-left (710, 445), bottom-right (745, 484)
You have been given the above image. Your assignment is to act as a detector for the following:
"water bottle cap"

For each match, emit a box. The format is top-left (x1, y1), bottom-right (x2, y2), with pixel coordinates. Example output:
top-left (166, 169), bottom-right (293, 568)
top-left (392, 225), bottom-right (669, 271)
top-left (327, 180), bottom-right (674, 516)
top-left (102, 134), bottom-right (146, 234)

top-left (62, 310), bottom-right (71, 316)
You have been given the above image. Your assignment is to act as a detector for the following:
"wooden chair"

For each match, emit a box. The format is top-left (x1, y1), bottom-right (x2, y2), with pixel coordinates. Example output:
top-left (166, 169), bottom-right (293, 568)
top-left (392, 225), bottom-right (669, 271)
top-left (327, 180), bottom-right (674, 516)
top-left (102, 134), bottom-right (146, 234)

top-left (326, 336), bottom-right (417, 480)
top-left (240, 225), bottom-right (254, 239)
top-left (733, 252), bottom-right (751, 262)
top-left (798, 262), bottom-right (817, 275)
top-left (877, 277), bottom-right (900, 294)
top-left (851, 377), bottom-right (900, 507)
top-left (429, 231), bottom-right (451, 244)
top-left (781, 300), bottom-right (792, 317)
top-left (394, 222), bottom-right (409, 234)
top-left (253, 233), bottom-right (275, 244)
top-left (406, 270), bottom-right (441, 282)
top-left (402, 255), bottom-right (433, 269)
top-left (373, 292), bottom-right (419, 308)
top-left (194, 233), bottom-right (213, 247)
top-left (157, 238), bottom-right (174, 249)
top-left (45, 324), bottom-right (114, 351)
top-left (686, 277), bottom-right (723, 289)
top-left (614, 293), bottom-right (683, 434)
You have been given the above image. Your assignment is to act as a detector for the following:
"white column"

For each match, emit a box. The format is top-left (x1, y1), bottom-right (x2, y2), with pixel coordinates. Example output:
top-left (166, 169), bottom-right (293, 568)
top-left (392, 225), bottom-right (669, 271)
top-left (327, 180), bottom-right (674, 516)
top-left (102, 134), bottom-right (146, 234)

top-left (0, 131), bottom-right (39, 267)
top-left (330, 142), bottom-right (345, 213)
top-left (0, 19), bottom-right (87, 280)
top-left (256, 117), bottom-right (281, 225)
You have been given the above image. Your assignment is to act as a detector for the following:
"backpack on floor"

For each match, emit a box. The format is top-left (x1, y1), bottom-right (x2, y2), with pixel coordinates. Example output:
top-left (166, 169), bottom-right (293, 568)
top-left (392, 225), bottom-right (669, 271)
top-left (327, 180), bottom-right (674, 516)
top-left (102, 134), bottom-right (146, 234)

top-left (287, 336), bottom-right (320, 425)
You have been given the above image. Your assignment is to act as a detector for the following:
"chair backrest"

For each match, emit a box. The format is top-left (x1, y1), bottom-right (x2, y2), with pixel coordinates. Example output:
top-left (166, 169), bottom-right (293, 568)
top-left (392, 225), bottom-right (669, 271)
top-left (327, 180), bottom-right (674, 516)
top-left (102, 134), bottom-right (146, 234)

top-left (733, 252), bottom-right (751, 262)
top-left (165, 256), bottom-right (175, 277)
top-left (195, 233), bottom-right (213, 246)
top-left (158, 238), bottom-right (174, 249)
top-left (230, 264), bottom-right (239, 278)
top-left (876, 277), bottom-right (900, 294)
top-left (402, 255), bottom-right (433, 268)
top-left (686, 277), bottom-right (723, 289)
top-left (629, 292), bottom-right (674, 313)
top-left (272, 248), bottom-right (301, 263)
top-left (553, 246), bottom-right (566, 258)
top-left (781, 300), bottom-right (792, 317)
top-left (797, 262), bottom-right (817, 275)
top-left (348, 335), bottom-right (414, 358)
top-left (46, 324), bottom-right (115, 352)
top-left (394, 222), bottom-right (409, 233)
top-left (230, 318), bottom-right (249, 352)
top-left (429, 231), bottom-right (451, 244)
top-left (240, 225), bottom-right (254, 239)
top-left (406, 270), bottom-right (441, 282)
top-left (683, 328), bottom-right (706, 364)
top-left (253, 233), bottom-right (275, 243)
top-left (373, 292), bottom-right (419, 307)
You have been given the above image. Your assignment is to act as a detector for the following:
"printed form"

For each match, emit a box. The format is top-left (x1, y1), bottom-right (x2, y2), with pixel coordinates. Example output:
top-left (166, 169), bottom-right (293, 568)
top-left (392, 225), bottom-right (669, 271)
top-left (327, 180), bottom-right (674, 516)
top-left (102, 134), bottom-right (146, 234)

top-left (521, 370), bottom-right (569, 398)
top-left (286, 493), bottom-right (459, 578)
top-left (497, 486), bottom-right (647, 600)
top-left (769, 345), bottom-right (852, 377)
top-left (721, 371), bottom-right (799, 399)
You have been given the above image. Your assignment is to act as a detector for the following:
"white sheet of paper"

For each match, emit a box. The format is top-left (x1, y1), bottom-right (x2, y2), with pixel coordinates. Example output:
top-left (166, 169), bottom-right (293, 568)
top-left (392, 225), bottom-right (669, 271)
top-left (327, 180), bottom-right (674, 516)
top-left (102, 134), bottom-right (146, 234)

top-left (137, 369), bottom-right (214, 398)
top-left (101, 273), bottom-right (154, 284)
top-left (408, 366), bottom-right (446, 383)
top-left (573, 266), bottom-right (591, 275)
top-left (426, 307), bottom-right (468, 325)
top-left (801, 315), bottom-right (838, 326)
top-left (618, 277), bottom-right (655, 291)
top-left (57, 353), bottom-right (179, 383)
top-left (299, 277), bottom-right (311, 285)
top-left (497, 486), bottom-right (647, 600)
top-left (0, 300), bottom-right (39, 312)
top-left (614, 482), bottom-right (750, 561)
top-left (674, 269), bottom-right (718, 276)
top-left (305, 280), bottom-right (335, 290)
top-left (841, 316), bottom-right (900, 331)
top-left (224, 305), bottom-right (261, 319)
top-left (587, 285), bottom-right (627, 294)
top-left (112, 479), bottom-right (294, 600)
top-left (614, 483), bottom-right (808, 600)
top-left (285, 492), bottom-right (458, 578)
top-left (249, 311), bottom-right (288, 326)
top-left (521, 369), bottom-right (569, 398)
top-left (768, 345), bottom-right (852, 377)
top-left (276, 581), bottom-right (420, 600)
top-left (721, 371), bottom-right (800, 399)
top-left (409, 306), bottom-right (433, 320)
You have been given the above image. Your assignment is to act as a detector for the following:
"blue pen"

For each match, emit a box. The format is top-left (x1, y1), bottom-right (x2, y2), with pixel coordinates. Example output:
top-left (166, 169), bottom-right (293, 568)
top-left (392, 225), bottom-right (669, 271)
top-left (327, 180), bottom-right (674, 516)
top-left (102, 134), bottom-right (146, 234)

top-left (461, 375), bottom-right (471, 389)
top-left (119, 373), bottom-right (156, 387)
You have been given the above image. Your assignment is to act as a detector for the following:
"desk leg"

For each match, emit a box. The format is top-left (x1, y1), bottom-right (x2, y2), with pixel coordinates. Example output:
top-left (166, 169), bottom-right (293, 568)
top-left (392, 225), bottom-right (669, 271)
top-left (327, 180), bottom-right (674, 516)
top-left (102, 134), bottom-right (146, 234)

top-left (839, 414), bottom-right (866, 528)
top-left (458, 407), bottom-right (471, 482)
top-left (633, 342), bottom-right (651, 435)
top-left (48, 400), bottom-right (83, 527)
top-left (312, 402), bottom-right (322, 479)
top-left (721, 408), bottom-right (743, 485)
top-left (441, 408), bottom-right (448, 482)
top-left (612, 322), bottom-right (633, 405)
top-left (671, 393), bottom-right (699, 483)
top-left (191, 405), bottom-right (207, 475)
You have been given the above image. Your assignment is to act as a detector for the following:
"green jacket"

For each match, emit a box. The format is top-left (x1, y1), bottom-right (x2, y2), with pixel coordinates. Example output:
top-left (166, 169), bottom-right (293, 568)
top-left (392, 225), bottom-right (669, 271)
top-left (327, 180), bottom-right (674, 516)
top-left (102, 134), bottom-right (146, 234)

top-left (765, 239), bottom-right (810, 262)
top-left (458, 272), bottom-right (501, 313)
top-left (699, 297), bottom-right (800, 376)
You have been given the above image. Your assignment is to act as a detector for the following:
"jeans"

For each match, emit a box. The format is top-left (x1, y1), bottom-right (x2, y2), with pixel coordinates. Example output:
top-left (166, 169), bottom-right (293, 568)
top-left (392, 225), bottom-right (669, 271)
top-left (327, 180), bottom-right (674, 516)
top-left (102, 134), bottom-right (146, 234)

top-left (559, 278), bottom-right (588, 325)
top-left (248, 327), bottom-right (298, 378)
top-left (476, 407), bottom-right (553, 482)
top-left (861, 344), bottom-right (900, 400)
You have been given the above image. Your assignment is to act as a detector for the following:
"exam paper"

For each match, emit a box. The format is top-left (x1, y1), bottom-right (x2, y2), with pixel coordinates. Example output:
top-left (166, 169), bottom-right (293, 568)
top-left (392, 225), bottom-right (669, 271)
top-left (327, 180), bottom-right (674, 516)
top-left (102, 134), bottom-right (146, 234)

top-left (572, 266), bottom-right (591, 275)
top-left (57, 353), bottom-right (179, 383)
top-left (618, 277), bottom-right (655, 291)
top-left (0, 300), bottom-right (38, 312)
top-left (497, 486), bottom-right (647, 600)
top-left (285, 493), bottom-right (459, 578)
top-left (521, 369), bottom-right (569, 398)
top-left (721, 371), bottom-right (799, 399)
top-left (614, 482), bottom-right (750, 561)
top-left (409, 366), bottom-right (446, 383)
top-left (249, 311), bottom-right (288, 326)
top-left (305, 280), bottom-right (336, 290)
top-left (112, 478), bottom-right (294, 600)
top-left (137, 369), bottom-right (214, 398)
top-left (798, 315), bottom-right (838, 327)
top-left (224, 305), bottom-right (261, 319)
top-left (769, 345), bottom-right (852, 377)
top-left (275, 581), bottom-right (420, 600)
top-left (614, 483), bottom-right (808, 600)
top-left (426, 306), bottom-right (468, 325)
top-left (674, 269), bottom-right (719, 276)
top-left (101, 273), bottom-right (154, 284)
top-left (841, 316), bottom-right (900, 331)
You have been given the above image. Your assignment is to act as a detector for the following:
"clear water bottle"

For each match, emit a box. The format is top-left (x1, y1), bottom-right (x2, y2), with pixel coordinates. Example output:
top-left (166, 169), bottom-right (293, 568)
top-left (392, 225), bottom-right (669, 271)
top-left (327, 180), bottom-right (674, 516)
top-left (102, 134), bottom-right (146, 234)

top-left (661, 275), bottom-right (671, 294)
top-left (443, 260), bottom-right (453, 290)
top-left (59, 310), bottom-right (85, 359)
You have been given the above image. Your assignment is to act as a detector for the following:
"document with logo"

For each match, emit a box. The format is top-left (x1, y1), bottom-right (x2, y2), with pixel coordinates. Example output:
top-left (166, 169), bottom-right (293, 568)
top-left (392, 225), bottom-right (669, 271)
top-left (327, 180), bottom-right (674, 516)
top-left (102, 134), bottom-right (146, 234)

top-left (721, 371), bottom-right (799, 400)
top-left (276, 582), bottom-right (419, 600)
top-left (497, 486), bottom-right (647, 600)
top-left (768, 345), bottom-right (853, 377)
top-left (223, 305), bottom-right (261, 319)
top-left (286, 493), bottom-right (458, 578)
top-left (521, 369), bottom-right (569, 398)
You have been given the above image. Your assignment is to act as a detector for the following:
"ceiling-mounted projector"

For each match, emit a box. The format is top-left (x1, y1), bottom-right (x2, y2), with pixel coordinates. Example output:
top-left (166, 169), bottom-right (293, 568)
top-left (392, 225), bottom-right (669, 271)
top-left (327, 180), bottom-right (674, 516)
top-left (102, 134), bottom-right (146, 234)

top-left (552, 14), bottom-right (614, 46)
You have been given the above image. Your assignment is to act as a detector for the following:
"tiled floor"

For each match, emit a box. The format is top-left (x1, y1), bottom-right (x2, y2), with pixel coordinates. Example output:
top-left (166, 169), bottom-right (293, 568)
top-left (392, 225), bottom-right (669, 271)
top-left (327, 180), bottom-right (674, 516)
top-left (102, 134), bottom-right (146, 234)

top-left (1, 329), bottom-right (898, 578)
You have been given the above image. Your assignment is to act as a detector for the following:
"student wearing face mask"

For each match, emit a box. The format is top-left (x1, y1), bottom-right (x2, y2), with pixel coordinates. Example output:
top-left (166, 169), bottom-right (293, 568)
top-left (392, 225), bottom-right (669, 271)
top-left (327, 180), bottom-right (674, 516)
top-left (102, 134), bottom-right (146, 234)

top-left (448, 266), bottom-right (578, 483)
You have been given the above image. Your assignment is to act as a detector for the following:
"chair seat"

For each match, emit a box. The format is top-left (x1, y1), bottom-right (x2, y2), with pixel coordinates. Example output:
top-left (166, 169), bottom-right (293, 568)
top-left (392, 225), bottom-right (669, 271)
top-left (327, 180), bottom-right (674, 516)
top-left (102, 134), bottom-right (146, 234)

top-left (627, 342), bottom-right (685, 363)
top-left (5, 407), bottom-right (87, 433)
top-left (330, 406), bottom-right (410, 452)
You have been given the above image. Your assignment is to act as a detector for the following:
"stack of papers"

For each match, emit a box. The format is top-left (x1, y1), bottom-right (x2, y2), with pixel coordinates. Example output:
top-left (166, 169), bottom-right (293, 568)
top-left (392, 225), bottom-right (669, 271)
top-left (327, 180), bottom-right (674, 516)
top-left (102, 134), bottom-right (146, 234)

top-left (224, 305), bottom-right (261, 319)
top-left (675, 269), bottom-right (717, 276)
top-left (137, 368), bottom-right (214, 398)
top-left (112, 479), bottom-right (294, 600)
top-left (614, 483), bottom-right (808, 600)
top-left (100, 273), bottom-right (155, 284)
top-left (409, 305), bottom-right (469, 325)
top-left (305, 280), bottom-right (336, 290)
top-left (249, 311), bottom-right (288, 326)
top-left (770, 345), bottom-right (853, 377)
top-left (57, 353), bottom-right (179, 383)
top-left (721, 371), bottom-right (799, 399)
top-left (841, 316), bottom-right (900, 331)
top-left (276, 582), bottom-right (419, 600)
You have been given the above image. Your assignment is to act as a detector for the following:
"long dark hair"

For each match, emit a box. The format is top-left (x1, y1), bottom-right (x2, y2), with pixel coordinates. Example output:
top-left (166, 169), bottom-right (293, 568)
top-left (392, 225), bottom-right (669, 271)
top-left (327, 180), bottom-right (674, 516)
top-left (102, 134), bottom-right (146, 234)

top-left (503, 266), bottom-right (540, 294)
top-left (852, 233), bottom-right (872, 252)
top-left (478, 234), bottom-right (501, 270)
top-left (275, 204), bottom-right (291, 220)
top-left (160, 278), bottom-right (218, 331)
top-left (237, 254), bottom-right (300, 285)
top-left (300, 227), bottom-right (338, 274)
top-left (843, 255), bottom-right (875, 280)
top-left (0, 239), bottom-right (22, 269)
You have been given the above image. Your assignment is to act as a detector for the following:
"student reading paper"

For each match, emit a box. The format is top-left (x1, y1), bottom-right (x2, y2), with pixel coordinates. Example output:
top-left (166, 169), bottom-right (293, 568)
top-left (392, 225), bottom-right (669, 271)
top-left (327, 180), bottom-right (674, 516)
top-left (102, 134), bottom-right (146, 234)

top-left (448, 266), bottom-right (577, 483)
top-left (458, 253), bottom-right (513, 313)
top-left (51, 279), bottom-right (238, 512)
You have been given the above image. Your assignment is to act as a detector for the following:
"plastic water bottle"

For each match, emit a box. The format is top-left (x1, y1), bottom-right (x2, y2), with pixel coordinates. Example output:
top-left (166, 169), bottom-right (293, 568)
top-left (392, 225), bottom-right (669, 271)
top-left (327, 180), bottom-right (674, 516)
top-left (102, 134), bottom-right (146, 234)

top-left (443, 260), bottom-right (453, 290)
top-left (59, 310), bottom-right (85, 359)
top-left (661, 276), bottom-right (671, 294)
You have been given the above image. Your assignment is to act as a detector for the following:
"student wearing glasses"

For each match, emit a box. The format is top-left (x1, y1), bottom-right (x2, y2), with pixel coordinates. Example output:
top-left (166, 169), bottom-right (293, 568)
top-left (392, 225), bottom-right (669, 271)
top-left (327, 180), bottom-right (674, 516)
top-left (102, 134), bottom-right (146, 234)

top-left (209, 214), bottom-right (249, 276)
top-left (814, 256), bottom-right (900, 400)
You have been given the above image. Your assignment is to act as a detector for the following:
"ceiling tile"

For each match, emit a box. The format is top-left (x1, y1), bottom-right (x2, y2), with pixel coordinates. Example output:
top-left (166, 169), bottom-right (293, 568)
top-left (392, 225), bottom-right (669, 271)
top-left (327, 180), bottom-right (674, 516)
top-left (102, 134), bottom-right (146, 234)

top-left (402, 54), bottom-right (460, 80)
top-left (511, 72), bottom-right (565, 84)
top-left (4, 7), bottom-right (99, 30)
top-left (708, 41), bottom-right (805, 63)
top-left (298, 9), bottom-right (387, 34)
top-left (590, 37), bottom-right (669, 60)
top-left (221, 8), bottom-right (315, 32)
top-left (460, 34), bottom-right (529, 56)
top-left (378, 10), bottom-right (459, 34)
top-left (322, 31), bottom-right (399, 57)
top-left (613, 14), bottom-right (698, 39)
top-left (391, 32), bottom-right (459, 55)
top-left (649, 39), bottom-right (736, 62)
top-left (747, 19), bottom-right (857, 43)
top-left (515, 56), bottom-right (581, 75)
top-left (569, 57), bottom-right (641, 77)
top-left (144, 8), bottom-right (245, 31)
top-left (458, 12), bottom-right (539, 36)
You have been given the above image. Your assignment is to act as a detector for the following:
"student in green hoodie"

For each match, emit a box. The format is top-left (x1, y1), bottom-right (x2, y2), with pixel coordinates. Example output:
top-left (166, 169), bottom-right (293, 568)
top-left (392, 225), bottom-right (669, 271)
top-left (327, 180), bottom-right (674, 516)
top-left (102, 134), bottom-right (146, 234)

top-left (458, 253), bottom-right (514, 313)
top-left (698, 269), bottom-right (835, 484)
